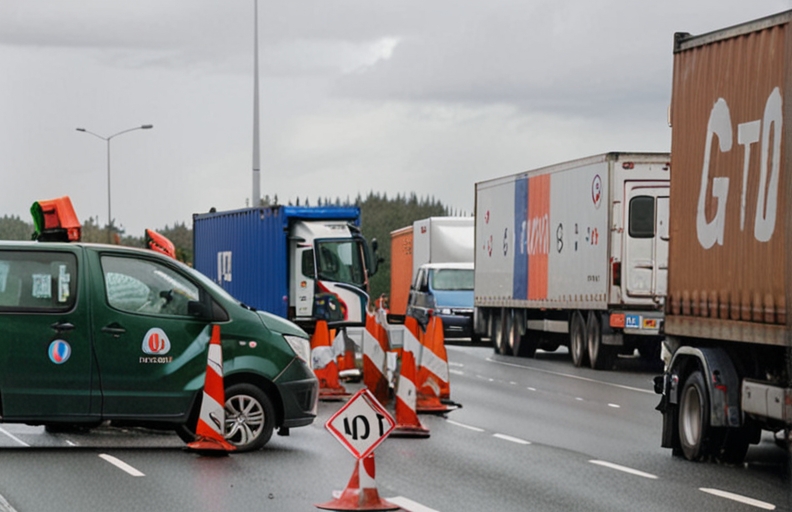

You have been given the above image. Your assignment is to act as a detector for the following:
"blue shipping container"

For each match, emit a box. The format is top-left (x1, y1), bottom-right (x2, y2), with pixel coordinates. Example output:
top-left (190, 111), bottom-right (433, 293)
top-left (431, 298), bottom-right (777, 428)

top-left (193, 205), bottom-right (361, 318)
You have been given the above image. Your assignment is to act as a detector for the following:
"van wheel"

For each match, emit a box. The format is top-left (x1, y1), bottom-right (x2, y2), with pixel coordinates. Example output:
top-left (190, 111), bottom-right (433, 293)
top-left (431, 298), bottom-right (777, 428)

top-left (176, 383), bottom-right (276, 452)
top-left (569, 311), bottom-right (588, 368)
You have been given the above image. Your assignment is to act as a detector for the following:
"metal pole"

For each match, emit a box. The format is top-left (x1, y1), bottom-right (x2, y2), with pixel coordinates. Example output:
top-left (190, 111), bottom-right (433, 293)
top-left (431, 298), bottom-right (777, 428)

top-left (252, 0), bottom-right (261, 207)
top-left (75, 125), bottom-right (153, 243)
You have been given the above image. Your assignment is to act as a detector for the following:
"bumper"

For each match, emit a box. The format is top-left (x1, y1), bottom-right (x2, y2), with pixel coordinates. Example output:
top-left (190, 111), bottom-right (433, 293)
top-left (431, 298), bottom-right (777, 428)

top-left (437, 313), bottom-right (474, 339)
top-left (276, 359), bottom-right (319, 428)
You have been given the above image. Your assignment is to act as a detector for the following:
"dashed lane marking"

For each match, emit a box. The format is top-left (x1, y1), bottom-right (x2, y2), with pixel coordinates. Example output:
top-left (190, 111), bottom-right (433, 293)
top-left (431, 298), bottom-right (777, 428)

top-left (99, 454), bottom-right (145, 477)
top-left (449, 369), bottom-right (464, 376)
top-left (387, 496), bottom-right (440, 512)
top-left (446, 420), bottom-right (485, 432)
top-left (487, 357), bottom-right (654, 394)
top-left (608, 403), bottom-right (620, 408)
top-left (493, 433), bottom-right (531, 445)
top-left (0, 427), bottom-right (29, 447)
top-left (699, 488), bottom-right (776, 510)
top-left (589, 460), bottom-right (658, 479)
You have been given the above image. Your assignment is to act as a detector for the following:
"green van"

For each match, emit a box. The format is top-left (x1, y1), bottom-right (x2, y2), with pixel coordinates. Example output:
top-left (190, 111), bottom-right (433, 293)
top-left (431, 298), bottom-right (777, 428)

top-left (0, 241), bottom-right (318, 452)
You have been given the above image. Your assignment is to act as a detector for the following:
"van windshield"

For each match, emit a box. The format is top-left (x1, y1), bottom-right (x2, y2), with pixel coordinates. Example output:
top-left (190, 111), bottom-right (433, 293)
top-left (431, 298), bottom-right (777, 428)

top-left (315, 239), bottom-right (366, 287)
top-left (431, 269), bottom-right (474, 291)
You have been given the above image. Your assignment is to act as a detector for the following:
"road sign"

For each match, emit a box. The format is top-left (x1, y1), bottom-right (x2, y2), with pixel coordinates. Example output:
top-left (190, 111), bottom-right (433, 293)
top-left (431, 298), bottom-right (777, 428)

top-left (325, 388), bottom-right (396, 460)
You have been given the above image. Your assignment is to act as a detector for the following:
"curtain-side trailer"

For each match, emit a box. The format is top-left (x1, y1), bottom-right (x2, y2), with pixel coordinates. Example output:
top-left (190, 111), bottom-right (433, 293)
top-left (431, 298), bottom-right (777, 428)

top-left (473, 152), bottom-right (670, 370)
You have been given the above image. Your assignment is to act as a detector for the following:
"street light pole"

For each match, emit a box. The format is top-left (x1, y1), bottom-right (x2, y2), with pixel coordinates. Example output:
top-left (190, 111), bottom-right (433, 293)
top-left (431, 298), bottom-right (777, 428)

top-left (76, 124), bottom-right (153, 243)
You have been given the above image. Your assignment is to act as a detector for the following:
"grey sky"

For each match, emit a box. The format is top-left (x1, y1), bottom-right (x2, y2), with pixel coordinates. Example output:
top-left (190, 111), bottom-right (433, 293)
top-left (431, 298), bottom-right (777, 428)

top-left (1, 1), bottom-right (790, 235)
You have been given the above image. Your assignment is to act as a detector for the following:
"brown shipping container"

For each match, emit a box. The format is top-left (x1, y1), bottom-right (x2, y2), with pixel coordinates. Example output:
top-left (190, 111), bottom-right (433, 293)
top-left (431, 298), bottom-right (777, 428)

top-left (389, 226), bottom-right (414, 315)
top-left (667, 11), bottom-right (792, 346)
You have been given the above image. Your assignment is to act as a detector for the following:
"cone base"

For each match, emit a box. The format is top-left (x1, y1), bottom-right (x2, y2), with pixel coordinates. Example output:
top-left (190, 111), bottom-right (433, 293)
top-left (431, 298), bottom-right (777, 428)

top-left (315, 489), bottom-right (400, 511)
top-left (416, 402), bottom-right (458, 414)
top-left (319, 387), bottom-right (352, 401)
top-left (186, 436), bottom-right (237, 454)
top-left (390, 424), bottom-right (430, 438)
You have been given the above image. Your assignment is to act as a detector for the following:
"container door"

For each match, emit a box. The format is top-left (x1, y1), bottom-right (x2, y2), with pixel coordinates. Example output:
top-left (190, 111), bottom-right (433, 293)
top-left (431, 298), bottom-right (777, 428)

top-left (91, 253), bottom-right (210, 418)
top-left (623, 183), bottom-right (669, 301)
top-left (0, 249), bottom-right (96, 419)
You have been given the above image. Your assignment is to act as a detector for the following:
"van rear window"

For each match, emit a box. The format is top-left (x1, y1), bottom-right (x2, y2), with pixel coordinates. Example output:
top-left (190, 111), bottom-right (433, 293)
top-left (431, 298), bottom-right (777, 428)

top-left (0, 251), bottom-right (77, 312)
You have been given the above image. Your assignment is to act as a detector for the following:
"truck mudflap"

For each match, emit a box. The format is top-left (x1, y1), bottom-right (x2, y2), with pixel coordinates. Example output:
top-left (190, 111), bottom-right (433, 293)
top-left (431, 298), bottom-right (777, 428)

top-left (660, 346), bottom-right (742, 428)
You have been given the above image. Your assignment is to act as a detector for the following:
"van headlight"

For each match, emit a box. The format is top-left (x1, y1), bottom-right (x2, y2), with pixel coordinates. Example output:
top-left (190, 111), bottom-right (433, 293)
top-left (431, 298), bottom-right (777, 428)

top-left (283, 335), bottom-right (312, 369)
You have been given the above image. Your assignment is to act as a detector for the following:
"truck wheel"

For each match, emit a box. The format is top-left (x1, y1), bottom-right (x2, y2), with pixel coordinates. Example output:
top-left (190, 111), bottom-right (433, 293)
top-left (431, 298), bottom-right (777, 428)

top-left (490, 311), bottom-right (502, 354)
top-left (175, 383), bottom-right (276, 452)
top-left (569, 311), bottom-right (588, 367)
top-left (516, 331), bottom-right (538, 358)
top-left (678, 370), bottom-right (711, 461)
top-left (587, 312), bottom-right (616, 370)
top-left (718, 427), bottom-right (750, 464)
top-left (498, 311), bottom-right (514, 356)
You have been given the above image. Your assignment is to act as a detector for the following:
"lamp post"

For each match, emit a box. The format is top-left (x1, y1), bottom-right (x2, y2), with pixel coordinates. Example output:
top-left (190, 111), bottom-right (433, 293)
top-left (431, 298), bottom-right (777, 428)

top-left (76, 124), bottom-right (153, 243)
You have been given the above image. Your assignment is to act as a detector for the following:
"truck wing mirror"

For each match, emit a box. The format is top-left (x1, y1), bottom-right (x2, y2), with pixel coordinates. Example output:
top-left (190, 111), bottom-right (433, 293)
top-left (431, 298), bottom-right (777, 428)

top-left (188, 299), bottom-right (229, 322)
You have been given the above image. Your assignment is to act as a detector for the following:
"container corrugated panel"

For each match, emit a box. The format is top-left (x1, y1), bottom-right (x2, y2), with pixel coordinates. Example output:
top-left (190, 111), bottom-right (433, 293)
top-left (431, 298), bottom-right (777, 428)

top-left (667, 11), bottom-right (791, 344)
top-left (193, 205), bottom-right (361, 318)
top-left (389, 226), bottom-right (413, 315)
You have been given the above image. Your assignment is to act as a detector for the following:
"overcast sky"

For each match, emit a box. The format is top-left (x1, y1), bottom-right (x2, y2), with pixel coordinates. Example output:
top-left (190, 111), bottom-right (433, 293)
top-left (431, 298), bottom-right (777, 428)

top-left (1, 1), bottom-right (790, 235)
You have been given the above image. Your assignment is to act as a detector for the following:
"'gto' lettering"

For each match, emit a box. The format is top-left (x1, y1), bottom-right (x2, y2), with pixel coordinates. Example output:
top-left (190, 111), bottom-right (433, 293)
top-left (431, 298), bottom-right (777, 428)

top-left (697, 88), bottom-right (782, 249)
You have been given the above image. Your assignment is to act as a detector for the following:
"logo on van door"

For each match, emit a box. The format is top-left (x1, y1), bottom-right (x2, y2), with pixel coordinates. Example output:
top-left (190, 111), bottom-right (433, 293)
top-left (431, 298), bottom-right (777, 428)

top-left (48, 340), bottom-right (72, 364)
top-left (142, 328), bottom-right (171, 355)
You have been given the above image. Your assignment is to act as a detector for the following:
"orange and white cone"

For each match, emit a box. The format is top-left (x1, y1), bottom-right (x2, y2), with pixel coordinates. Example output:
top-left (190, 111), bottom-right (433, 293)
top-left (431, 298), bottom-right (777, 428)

top-left (315, 453), bottom-right (399, 511)
top-left (186, 324), bottom-right (236, 453)
top-left (336, 329), bottom-right (361, 382)
top-left (363, 311), bottom-right (390, 405)
top-left (416, 315), bottom-right (457, 414)
top-left (391, 317), bottom-right (430, 438)
top-left (311, 320), bottom-right (350, 401)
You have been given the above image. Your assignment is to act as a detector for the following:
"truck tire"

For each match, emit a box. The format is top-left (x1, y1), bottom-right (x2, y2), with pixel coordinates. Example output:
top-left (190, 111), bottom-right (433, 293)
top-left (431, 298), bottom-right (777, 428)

top-left (491, 310), bottom-right (507, 355)
top-left (678, 370), bottom-right (711, 461)
top-left (516, 331), bottom-right (538, 358)
top-left (587, 312), bottom-right (616, 370)
top-left (718, 427), bottom-right (750, 464)
top-left (569, 311), bottom-right (588, 368)
top-left (175, 383), bottom-right (276, 452)
top-left (498, 310), bottom-right (514, 356)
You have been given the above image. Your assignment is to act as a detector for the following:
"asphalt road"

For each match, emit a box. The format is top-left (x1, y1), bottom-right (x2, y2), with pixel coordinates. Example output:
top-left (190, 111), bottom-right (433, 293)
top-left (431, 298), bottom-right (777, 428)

top-left (0, 345), bottom-right (789, 511)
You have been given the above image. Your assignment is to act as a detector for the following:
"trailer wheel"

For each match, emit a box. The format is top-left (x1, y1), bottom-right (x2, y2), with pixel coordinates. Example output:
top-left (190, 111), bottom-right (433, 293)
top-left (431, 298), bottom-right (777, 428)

top-left (497, 310), bottom-right (514, 356)
top-left (678, 370), bottom-right (711, 461)
top-left (587, 312), bottom-right (616, 370)
top-left (569, 311), bottom-right (588, 367)
top-left (491, 310), bottom-right (508, 355)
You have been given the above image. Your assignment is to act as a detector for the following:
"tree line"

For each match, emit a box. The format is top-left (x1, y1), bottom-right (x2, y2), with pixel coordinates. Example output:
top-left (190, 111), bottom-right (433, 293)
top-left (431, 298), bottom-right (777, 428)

top-left (0, 192), bottom-right (464, 300)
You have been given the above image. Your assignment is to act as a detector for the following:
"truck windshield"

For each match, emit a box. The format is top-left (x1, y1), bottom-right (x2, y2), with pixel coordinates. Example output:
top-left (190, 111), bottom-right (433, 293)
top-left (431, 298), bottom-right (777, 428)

top-left (316, 240), bottom-right (366, 287)
top-left (431, 269), bottom-right (474, 291)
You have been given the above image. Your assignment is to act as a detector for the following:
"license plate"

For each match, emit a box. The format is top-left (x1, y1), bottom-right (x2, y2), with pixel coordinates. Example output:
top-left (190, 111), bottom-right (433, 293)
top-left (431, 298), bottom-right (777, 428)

top-left (625, 315), bottom-right (641, 329)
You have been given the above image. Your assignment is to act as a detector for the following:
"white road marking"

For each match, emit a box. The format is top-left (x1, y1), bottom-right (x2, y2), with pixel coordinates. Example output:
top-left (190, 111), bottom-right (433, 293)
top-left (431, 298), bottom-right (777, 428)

top-left (449, 369), bottom-right (464, 376)
top-left (608, 403), bottom-right (621, 408)
top-left (589, 460), bottom-right (658, 479)
top-left (0, 427), bottom-right (29, 447)
top-left (527, 387), bottom-right (537, 391)
top-left (575, 397), bottom-right (584, 401)
top-left (65, 440), bottom-right (78, 446)
top-left (0, 492), bottom-right (18, 512)
top-left (448, 362), bottom-right (464, 368)
top-left (487, 357), bottom-right (654, 394)
top-left (509, 381), bottom-right (518, 385)
top-left (387, 496), bottom-right (440, 512)
top-left (493, 433), bottom-right (531, 445)
top-left (699, 488), bottom-right (776, 510)
top-left (99, 454), bottom-right (145, 477)
top-left (446, 420), bottom-right (485, 432)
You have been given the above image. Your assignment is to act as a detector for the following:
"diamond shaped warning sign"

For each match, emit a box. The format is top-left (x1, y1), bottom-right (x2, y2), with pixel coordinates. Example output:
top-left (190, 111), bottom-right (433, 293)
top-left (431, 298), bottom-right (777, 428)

top-left (325, 388), bottom-right (396, 460)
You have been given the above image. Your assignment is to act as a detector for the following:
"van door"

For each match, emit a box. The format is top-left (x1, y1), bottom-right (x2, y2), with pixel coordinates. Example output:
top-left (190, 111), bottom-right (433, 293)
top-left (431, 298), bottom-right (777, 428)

top-left (90, 251), bottom-right (211, 419)
top-left (0, 248), bottom-right (96, 420)
top-left (623, 183), bottom-right (669, 302)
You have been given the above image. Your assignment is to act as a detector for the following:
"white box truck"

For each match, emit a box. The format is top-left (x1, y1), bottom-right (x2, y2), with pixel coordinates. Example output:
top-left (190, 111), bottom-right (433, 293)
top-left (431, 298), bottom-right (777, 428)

top-left (473, 152), bottom-right (670, 369)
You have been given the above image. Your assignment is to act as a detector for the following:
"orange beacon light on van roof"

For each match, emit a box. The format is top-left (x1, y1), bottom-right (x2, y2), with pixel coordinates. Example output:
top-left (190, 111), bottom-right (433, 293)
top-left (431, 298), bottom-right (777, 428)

top-left (30, 196), bottom-right (82, 242)
top-left (145, 229), bottom-right (176, 259)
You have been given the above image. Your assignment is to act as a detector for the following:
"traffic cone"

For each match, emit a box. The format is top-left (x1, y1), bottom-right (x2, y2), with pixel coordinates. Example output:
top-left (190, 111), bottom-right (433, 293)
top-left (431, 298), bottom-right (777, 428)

top-left (336, 329), bottom-right (361, 382)
top-left (363, 311), bottom-right (390, 405)
top-left (416, 315), bottom-right (457, 414)
top-left (311, 320), bottom-right (350, 401)
top-left (315, 453), bottom-right (400, 511)
top-left (186, 324), bottom-right (236, 453)
top-left (391, 318), bottom-right (430, 438)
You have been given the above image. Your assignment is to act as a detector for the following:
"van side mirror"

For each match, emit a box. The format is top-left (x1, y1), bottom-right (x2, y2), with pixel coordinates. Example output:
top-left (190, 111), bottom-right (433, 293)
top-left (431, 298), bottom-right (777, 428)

top-left (188, 299), bottom-right (229, 322)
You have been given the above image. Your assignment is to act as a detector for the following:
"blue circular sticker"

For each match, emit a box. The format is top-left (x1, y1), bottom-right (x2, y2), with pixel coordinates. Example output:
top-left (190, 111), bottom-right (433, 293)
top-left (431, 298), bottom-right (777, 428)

top-left (48, 340), bottom-right (72, 364)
